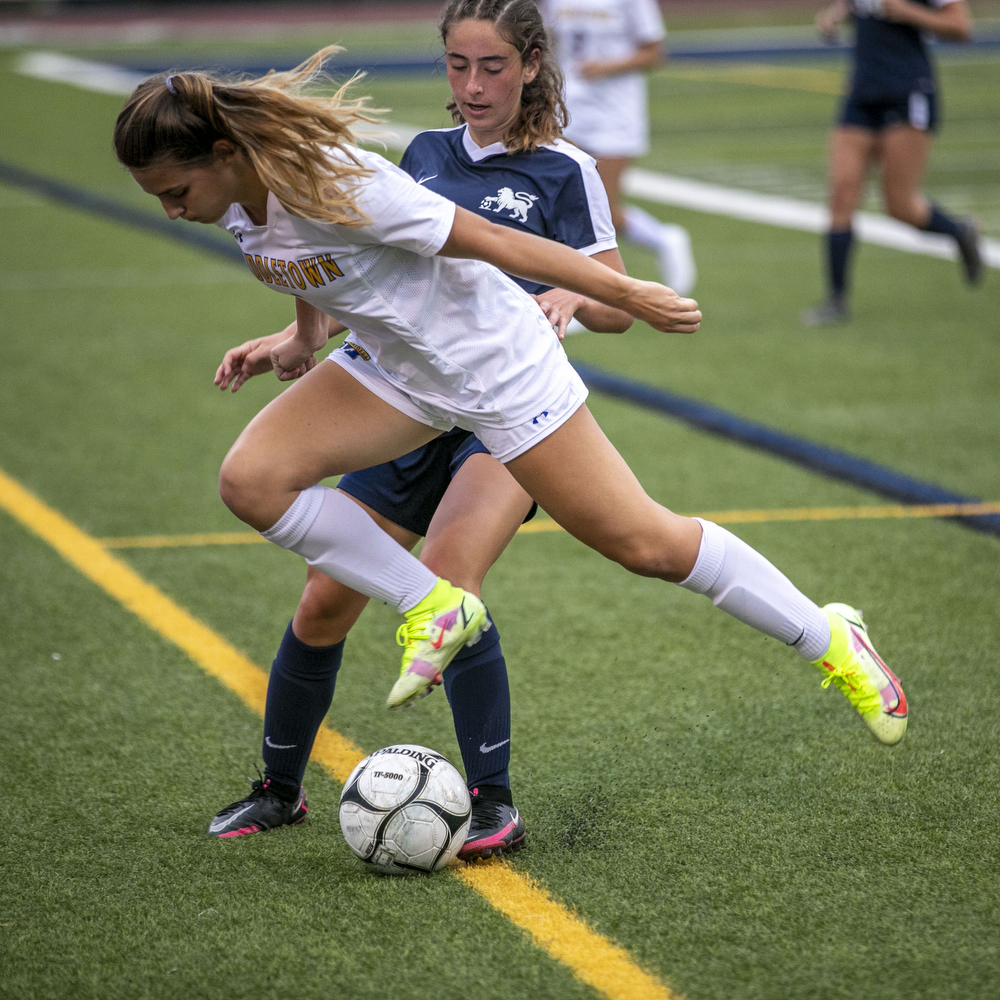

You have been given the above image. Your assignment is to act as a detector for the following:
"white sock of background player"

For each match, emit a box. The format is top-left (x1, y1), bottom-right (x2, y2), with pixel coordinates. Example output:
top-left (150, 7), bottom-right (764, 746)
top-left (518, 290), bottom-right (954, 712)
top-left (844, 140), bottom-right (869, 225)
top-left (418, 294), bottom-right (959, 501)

top-left (679, 518), bottom-right (832, 661)
top-left (623, 205), bottom-right (697, 297)
top-left (262, 485), bottom-right (437, 612)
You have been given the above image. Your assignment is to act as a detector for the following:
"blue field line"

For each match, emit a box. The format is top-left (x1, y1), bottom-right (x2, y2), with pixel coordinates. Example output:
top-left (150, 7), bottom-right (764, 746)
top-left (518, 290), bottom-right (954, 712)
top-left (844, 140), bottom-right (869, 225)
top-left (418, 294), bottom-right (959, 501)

top-left (572, 361), bottom-right (1000, 537)
top-left (0, 160), bottom-right (244, 264)
top-left (117, 34), bottom-right (1000, 77)
top-left (2, 156), bottom-right (995, 538)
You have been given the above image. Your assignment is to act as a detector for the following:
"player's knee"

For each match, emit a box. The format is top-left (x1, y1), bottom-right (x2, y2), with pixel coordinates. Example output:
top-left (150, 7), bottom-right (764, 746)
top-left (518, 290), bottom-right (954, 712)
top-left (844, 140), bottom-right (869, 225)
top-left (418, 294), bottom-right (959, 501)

top-left (604, 516), bottom-right (701, 582)
top-left (218, 449), bottom-right (272, 525)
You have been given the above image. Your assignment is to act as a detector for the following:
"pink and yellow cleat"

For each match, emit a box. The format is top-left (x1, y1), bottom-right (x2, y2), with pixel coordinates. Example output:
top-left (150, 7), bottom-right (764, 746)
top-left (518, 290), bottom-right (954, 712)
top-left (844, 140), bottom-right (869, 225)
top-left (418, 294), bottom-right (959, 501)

top-left (387, 579), bottom-right (490, 710)
top-left (813, 603), bottom-right (908, 745)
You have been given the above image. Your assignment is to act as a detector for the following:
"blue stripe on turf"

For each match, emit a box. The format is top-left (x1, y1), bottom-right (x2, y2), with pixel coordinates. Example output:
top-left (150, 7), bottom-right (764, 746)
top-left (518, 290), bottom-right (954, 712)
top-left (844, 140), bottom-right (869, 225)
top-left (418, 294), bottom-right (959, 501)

top-left (572, 362), bottom-right (1000, 537)
top-left (114, 33), bottom-right (1000, 76)
top-left (0, 160), bottom-right (243, 263)
top-left (2, 158), bottom-right (994, 537)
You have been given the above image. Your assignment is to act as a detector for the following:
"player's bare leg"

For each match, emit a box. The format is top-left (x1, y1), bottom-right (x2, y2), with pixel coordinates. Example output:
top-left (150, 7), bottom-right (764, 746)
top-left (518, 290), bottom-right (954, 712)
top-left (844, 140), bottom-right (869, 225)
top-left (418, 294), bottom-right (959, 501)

top-left (879, 123), bottom-right (932, 226)
top-left (505, 405), bottom-right (907, 743)
top-left (505, 404), bottom-right (700, 580)
top-left (420, 453), bottom-right (534, 594)
top-left (220, 361), bottom-right (440, 531)
top-left (221, 362), bottom-right (491, 709)
top-left (803, 125), bottom-right (877, 326)
top-left (881, 123), bottom-right (982, 283)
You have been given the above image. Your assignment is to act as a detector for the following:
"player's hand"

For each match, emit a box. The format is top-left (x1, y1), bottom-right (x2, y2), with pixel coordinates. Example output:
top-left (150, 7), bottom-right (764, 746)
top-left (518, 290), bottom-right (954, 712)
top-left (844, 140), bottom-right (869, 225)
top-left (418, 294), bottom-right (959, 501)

top-left (627, 280), bottom-right (702, 334)
top-left (270, 334), bottom-right (319, 382)
top-left (215, 330), bottom-right (289, 393)
top-left (532, 288), bottom-right (587, 340)
top-left (817, 0), bottom-right (850, 39)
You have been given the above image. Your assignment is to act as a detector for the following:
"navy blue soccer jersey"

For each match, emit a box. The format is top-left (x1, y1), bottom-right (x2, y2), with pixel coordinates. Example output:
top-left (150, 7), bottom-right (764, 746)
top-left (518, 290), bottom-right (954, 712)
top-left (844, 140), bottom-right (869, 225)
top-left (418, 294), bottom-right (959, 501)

top-left (849, 0), bottom-right (955, 100)
top-left (398, 124), bottom-right (618, 294)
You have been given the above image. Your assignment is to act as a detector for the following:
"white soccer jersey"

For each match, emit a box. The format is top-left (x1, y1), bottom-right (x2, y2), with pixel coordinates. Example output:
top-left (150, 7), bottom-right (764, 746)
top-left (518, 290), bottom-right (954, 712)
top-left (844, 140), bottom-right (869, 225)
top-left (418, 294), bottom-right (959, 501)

top-left (217, 147), bottom-right (577, 429)
top-left (542, 0), bottom-right (667, 158)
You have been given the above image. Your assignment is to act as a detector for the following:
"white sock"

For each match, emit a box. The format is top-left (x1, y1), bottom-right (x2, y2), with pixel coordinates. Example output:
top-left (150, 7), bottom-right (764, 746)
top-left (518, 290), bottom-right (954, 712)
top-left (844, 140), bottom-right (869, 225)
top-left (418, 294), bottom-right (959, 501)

top-left (261, 486), bottom-right (438, 613)
top-left (623, 205), bottom-right (665, 251)
top-left (679, 518), bottom-right (831, 661)
top-left (623, 207), bottom-right (697, 295)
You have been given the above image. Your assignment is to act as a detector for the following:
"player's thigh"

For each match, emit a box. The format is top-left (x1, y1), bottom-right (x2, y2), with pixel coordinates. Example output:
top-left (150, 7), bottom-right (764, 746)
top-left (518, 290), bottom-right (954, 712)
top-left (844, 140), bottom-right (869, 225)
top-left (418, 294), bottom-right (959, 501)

top-left (880, 125), bottom-right (932, 221)
top-left (504, 405), bottom-right (701, 580)
top-left (828, 126), bottom-right (877, 217)
top-left (221, 362), bottom-right (440, 524)
top-left (293, 493), bottom-right (421, 645)
top-left (419, 453), bottom-right (534, 594)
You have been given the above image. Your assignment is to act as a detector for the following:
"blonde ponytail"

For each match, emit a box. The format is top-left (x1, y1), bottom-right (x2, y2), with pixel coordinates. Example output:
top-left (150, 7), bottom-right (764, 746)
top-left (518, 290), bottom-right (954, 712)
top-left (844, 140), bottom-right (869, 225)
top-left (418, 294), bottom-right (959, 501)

top-left (114, 46), bottom-right (384, 227)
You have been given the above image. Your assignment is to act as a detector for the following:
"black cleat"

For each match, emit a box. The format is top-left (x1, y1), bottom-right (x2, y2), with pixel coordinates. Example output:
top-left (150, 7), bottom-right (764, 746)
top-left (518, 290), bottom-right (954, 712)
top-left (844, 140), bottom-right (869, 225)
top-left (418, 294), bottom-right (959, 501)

top-left (955, 221), bottom-right (983, 285)
top-left (459, 785), bottom-right (525, 860)
top-left (207, 775), bottom-right (307, 838)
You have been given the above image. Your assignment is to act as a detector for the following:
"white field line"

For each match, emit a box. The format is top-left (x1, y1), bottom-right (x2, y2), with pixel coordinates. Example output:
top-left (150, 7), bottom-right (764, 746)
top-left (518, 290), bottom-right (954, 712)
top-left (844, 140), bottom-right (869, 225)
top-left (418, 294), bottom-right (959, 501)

top-left (624, 168), bottom-right (1000, 268)
top-left (16, 51), bottom-right (999, 269)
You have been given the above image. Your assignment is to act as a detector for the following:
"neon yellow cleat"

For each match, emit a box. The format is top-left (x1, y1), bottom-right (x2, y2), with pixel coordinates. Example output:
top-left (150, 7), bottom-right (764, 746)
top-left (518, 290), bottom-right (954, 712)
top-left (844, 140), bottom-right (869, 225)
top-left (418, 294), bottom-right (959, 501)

top-left (387, 579), bottom-right (490, 710)
top-left (812, 603), bottom-right (908, 745)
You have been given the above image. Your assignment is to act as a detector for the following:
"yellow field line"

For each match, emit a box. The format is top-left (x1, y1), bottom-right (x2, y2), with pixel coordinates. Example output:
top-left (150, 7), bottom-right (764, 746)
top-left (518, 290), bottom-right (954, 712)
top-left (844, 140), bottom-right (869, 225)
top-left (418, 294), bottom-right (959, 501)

top-left (102, 531), bottom-right (269, 548)
top-left (99, 500), bottom-right (1000, 547)
top-left (662, 61), bottom-right (844, 95)
top-left (0, 465), bottom-right (676, 1000)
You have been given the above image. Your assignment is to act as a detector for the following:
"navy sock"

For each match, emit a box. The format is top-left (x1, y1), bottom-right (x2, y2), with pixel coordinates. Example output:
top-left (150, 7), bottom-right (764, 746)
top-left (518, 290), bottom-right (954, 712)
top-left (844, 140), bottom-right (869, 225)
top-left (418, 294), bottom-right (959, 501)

top-left (262, 621), bottom-right (343, 788)
top-left (827, 228), bottom-right (854, 299)
top-left (922, 203), bottom-right (962, 240)
top-left (443, 613), bottom-right (511, 790)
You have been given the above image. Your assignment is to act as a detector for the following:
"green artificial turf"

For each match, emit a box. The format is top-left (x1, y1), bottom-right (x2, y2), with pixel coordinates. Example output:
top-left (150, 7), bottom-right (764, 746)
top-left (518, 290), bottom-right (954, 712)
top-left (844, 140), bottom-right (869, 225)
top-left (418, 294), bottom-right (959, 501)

top-left (2, 17), bottom-right (1000, 1000)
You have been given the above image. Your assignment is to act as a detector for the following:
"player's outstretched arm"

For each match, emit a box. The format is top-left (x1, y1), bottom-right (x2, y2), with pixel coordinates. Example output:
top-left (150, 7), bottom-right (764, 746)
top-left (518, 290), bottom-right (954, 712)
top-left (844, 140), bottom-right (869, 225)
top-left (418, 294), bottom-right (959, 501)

top-left (439, 207), bottom-right (701, 334)
top-left (533, 249), bottom-right (633, 338)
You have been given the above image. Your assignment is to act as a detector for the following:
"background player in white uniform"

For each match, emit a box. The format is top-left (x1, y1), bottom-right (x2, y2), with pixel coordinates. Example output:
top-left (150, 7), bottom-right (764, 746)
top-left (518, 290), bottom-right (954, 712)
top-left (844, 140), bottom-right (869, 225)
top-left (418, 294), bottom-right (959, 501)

top-left (542, 0), bottom-right (697, 296)
top-left (204, 0), bottom-right (631, 855)
top-left (804, 0), bottom-right (980, 325)
top-left (115, 40), bottom-right (909, 829)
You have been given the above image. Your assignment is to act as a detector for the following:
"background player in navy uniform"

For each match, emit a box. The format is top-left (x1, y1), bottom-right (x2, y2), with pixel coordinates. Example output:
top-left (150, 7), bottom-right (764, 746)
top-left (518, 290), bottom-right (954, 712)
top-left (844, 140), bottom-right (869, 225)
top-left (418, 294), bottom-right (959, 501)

top-left (207, 0), bottom-right (631, 857)
top-left (803, 0), bottom-right (981, 326)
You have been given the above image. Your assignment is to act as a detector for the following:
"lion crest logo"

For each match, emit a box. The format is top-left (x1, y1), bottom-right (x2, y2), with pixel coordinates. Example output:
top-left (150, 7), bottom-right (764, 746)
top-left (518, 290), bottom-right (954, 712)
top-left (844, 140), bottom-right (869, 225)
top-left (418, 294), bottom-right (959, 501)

top-left (480, 187), bottom-right (539, 225)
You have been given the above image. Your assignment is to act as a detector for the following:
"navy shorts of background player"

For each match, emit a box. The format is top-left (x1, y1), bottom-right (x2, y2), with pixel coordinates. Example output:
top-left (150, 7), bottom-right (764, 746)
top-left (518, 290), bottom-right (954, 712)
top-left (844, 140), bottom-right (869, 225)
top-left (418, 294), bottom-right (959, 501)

top-left (339, 425), bottom-right (537, 536)
top-left (839, 0), bottom-right (943, 133)
top-left (335, 123), bottom-right (613, 523)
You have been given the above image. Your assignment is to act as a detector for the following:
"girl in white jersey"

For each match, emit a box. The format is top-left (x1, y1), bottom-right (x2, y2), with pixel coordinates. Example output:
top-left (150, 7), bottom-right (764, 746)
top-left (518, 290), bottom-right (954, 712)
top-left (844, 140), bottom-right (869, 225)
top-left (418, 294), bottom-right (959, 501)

top-left (114, 34), bottom-right (909, 775)
top-left (206, 0), bottom-right (632, 855)
top-left (542, 0), bottom-right (697, 296)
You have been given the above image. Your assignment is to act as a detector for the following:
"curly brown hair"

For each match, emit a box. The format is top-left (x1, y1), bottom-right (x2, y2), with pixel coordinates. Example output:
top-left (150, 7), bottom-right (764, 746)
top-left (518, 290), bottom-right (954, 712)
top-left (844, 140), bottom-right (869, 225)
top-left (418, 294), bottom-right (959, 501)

top-left (440, 0), bottom-right (568, 154)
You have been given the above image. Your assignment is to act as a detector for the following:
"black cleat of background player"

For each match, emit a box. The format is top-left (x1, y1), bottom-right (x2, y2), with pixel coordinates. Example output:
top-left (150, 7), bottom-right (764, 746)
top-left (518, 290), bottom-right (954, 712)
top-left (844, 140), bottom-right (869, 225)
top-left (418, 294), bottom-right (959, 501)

top-left (955, 222), bottom-right (983, 285)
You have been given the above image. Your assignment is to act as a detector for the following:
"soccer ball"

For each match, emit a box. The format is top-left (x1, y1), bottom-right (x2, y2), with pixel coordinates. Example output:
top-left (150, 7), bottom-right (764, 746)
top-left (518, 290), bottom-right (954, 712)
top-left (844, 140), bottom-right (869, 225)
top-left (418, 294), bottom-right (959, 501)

top-left (339, 744), bottom-right (471, 874)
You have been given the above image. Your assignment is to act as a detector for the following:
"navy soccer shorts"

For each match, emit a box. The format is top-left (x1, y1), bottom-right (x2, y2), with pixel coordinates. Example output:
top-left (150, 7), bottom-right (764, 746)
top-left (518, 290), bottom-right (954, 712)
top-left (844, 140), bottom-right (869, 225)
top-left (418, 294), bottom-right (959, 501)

top-left (839, 90), bottom-right (938, 133)
top-left (337, 428), bottom-right (538, 538)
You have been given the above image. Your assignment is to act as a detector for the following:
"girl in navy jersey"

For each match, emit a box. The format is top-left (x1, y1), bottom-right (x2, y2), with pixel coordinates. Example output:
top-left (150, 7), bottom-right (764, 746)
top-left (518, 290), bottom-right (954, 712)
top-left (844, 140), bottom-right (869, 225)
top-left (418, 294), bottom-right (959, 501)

top-left (115, 1), bottom-right (909, 857)
top-left (804, 0), bottom-right (981, 325)
top-left (206, 0), bottom-right (630, 856)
